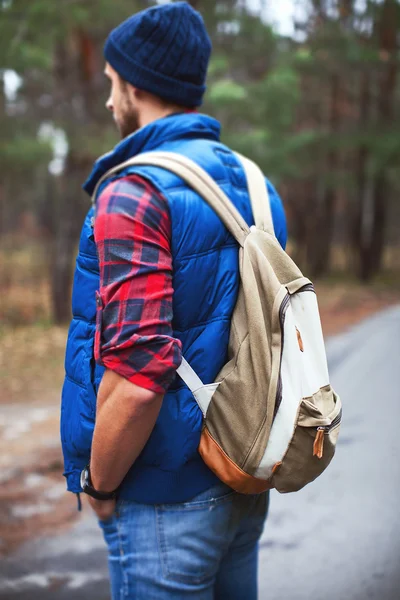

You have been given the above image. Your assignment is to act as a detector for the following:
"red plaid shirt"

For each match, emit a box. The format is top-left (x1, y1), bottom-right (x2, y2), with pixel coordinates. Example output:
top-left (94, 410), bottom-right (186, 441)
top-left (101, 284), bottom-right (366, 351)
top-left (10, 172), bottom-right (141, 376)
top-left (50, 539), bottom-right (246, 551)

top-left (94, 175), bottom-right (182, 394)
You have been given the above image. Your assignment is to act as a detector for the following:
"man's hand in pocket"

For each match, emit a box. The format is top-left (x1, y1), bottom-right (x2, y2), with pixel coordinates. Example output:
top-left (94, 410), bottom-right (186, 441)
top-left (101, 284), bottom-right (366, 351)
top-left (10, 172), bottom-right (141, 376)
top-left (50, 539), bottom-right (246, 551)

top-left (88, 496), bottom-right (116, 522)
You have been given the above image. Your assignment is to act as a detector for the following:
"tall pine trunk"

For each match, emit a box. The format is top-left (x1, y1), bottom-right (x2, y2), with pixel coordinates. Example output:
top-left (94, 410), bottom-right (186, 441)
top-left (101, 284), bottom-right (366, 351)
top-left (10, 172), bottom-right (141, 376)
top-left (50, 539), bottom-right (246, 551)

top-left (307, 73), bottom-right (340, 278)
top-left (352, 70), bottom-right (372, 279)
top-left (359, 0), bottom-right (398, 281)
top-left (50, 34), bottom-right (96, 324)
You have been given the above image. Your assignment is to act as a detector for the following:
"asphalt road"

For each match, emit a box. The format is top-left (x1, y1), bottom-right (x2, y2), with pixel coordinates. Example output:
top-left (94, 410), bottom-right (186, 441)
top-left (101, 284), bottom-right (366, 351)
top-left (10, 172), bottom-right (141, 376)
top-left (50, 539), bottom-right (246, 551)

top-left (258, 304), bottom-right (400, 600)
top-left (1, 305), bottom-right (399, 600)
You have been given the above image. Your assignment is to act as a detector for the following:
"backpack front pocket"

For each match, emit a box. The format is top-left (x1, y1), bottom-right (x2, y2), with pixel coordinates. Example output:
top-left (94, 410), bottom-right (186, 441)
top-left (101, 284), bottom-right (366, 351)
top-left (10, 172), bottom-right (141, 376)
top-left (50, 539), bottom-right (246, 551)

top-left (272, 386), bottom-right (342, 493)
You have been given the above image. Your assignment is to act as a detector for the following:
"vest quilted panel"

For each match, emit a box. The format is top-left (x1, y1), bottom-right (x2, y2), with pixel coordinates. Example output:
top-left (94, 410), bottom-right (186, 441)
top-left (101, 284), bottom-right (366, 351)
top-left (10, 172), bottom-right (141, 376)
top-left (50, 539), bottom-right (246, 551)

top-left (61, 114), bottom-right (287, 503)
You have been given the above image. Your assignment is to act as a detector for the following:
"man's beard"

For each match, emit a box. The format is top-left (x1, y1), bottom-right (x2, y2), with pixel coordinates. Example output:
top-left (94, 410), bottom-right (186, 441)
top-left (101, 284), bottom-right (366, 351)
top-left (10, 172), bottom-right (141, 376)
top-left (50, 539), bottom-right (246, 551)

top-left (116, 100), bottom-right (140, 140)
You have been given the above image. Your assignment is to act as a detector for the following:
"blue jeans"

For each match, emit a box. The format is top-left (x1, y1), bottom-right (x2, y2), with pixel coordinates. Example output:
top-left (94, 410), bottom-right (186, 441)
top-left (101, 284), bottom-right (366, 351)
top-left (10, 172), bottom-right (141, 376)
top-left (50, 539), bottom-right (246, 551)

top-left (99, 482), bottom-right (269, 599)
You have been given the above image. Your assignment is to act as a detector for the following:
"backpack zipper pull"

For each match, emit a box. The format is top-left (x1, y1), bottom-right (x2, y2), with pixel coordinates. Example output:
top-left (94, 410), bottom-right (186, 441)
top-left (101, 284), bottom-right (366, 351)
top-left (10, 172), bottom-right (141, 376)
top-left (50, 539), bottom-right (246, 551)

top-left (313, 428), bottom-right (325, 459)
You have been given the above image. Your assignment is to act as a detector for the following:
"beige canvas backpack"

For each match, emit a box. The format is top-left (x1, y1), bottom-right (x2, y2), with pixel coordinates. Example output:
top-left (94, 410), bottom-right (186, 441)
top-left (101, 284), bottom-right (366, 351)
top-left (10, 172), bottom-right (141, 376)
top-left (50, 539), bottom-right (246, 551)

top-left (94, 151), bottom-right (342, 495)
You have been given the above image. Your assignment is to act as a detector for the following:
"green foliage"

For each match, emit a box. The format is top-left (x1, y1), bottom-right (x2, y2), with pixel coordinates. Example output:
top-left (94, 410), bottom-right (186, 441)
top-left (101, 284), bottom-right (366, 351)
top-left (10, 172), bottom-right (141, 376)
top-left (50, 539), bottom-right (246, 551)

top-left (208, 79), bottom-right (248, 103)
top-left (249, 67), bottom-right (300, 126)
top-left (0, 0), bottom-right (399, 288)
top-left (0, 134), bottom-right (52, 171)
top-left (0, 0), bottom-right (149, 71)
top-left (207, 55), bottom-right (230, 77)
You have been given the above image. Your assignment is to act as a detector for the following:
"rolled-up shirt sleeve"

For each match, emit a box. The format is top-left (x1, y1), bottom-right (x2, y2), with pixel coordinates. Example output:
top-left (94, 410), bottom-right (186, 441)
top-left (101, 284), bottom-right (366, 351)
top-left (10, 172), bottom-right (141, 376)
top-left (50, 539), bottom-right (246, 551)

top-left (94, 174), bottom-right (182, 394)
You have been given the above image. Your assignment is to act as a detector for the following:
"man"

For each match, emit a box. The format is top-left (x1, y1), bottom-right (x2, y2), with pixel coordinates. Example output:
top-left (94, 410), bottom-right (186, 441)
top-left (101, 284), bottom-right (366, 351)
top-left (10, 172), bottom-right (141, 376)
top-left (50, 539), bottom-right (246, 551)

top-left (61, 2), bottom-right (287, 598)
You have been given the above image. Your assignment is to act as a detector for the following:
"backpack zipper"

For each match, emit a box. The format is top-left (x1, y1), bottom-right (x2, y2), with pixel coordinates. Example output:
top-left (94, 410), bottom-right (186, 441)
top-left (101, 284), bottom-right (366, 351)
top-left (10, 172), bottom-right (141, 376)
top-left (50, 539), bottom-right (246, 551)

top-left (275, 287), bottom-right (314, 417)
top-left (313, 408), bottom-right (342, 459)
top-left (274, 294), bottom-right (291, 418)
top-left (298, 283), bottom-right (315, 293)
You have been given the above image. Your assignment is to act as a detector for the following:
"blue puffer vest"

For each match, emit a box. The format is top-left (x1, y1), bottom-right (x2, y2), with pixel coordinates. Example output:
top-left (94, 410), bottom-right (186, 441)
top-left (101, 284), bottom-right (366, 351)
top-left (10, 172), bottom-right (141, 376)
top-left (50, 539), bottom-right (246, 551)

top-left (61, 113), bottom-right (287, 504)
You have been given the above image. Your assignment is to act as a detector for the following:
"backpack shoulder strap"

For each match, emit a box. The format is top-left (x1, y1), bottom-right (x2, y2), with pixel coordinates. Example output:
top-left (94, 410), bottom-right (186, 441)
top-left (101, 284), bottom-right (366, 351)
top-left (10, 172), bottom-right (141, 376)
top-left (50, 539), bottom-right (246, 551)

top-left (92, 151), bottom-right (250, 248)
top-left (234, 152), bottom-right (275, 236)
top-left (91, 150), bottom-right (254, 400)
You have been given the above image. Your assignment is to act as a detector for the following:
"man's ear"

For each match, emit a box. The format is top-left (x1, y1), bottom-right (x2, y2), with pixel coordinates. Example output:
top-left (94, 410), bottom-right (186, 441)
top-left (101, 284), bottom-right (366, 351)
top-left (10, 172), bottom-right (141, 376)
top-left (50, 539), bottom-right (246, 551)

top-left (134, 87), bottom-right (160, 106)
top-left (131, 86), bottom-right (143, 102)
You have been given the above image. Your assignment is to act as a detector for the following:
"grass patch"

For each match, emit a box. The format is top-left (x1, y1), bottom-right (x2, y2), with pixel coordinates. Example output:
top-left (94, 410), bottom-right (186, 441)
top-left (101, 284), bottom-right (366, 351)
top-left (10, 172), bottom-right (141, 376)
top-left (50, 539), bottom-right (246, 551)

top-left (0, 238), bottom-right (52, 326)
top-left (315, 278), bottom-right (400, 337)
top-left (0, 324), bottom-right (67, 404)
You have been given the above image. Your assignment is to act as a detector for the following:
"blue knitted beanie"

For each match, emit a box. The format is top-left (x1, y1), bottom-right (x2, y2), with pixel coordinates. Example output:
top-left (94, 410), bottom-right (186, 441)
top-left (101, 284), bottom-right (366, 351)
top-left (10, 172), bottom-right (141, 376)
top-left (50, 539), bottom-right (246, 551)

top-left (104, 2), bottom-right (212, 107)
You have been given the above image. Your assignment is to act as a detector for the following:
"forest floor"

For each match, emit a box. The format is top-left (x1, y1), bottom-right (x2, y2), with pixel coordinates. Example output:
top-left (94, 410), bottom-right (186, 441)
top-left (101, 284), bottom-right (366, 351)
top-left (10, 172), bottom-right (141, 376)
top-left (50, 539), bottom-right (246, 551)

top-left (0, 279), bottom-right (399, 557)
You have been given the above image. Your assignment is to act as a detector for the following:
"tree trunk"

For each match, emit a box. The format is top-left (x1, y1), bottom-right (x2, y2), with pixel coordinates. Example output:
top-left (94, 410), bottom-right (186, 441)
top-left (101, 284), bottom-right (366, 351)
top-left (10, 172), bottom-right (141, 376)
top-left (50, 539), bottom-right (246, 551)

top-left (51, 221), bottom-right (76, 324)
top-left (292, 179), bottom-right (316, 270)
top-left (352, 69), bottom-right (371, 279)
top-left (307, 73), bottom-right (340, 278)
top-left (50, 155), bottom-right (89, 324)
top-left (0, 74), bottom-right (6, 236)
top-left (50, 35), bottom-right (95, 323)
top-left (359, 0), bottom-right (398, 281)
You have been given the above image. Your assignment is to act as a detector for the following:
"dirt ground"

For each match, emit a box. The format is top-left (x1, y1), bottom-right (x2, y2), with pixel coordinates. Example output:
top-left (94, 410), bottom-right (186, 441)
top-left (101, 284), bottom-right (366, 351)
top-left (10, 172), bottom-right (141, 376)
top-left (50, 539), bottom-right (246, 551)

top-left (0, 281), bottom-right (398, 557)
top-left (0, 403), bottom-right (78, 557)
top-left (315, 281), bottom-right (400, 336)
top-left (0, 327), bottom-right (80, 557)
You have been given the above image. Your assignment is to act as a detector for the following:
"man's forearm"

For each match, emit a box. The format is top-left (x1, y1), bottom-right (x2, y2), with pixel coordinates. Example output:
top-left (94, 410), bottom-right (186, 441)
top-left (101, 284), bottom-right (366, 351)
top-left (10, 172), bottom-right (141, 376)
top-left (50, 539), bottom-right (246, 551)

top-left (90, 369), bottom-right (163, 493)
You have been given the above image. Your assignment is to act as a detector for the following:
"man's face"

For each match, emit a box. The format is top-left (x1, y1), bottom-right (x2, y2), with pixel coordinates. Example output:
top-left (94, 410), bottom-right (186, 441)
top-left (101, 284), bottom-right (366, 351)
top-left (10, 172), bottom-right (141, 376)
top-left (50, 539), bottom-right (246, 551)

top-left (105, 63), bottom-right (140, 139)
